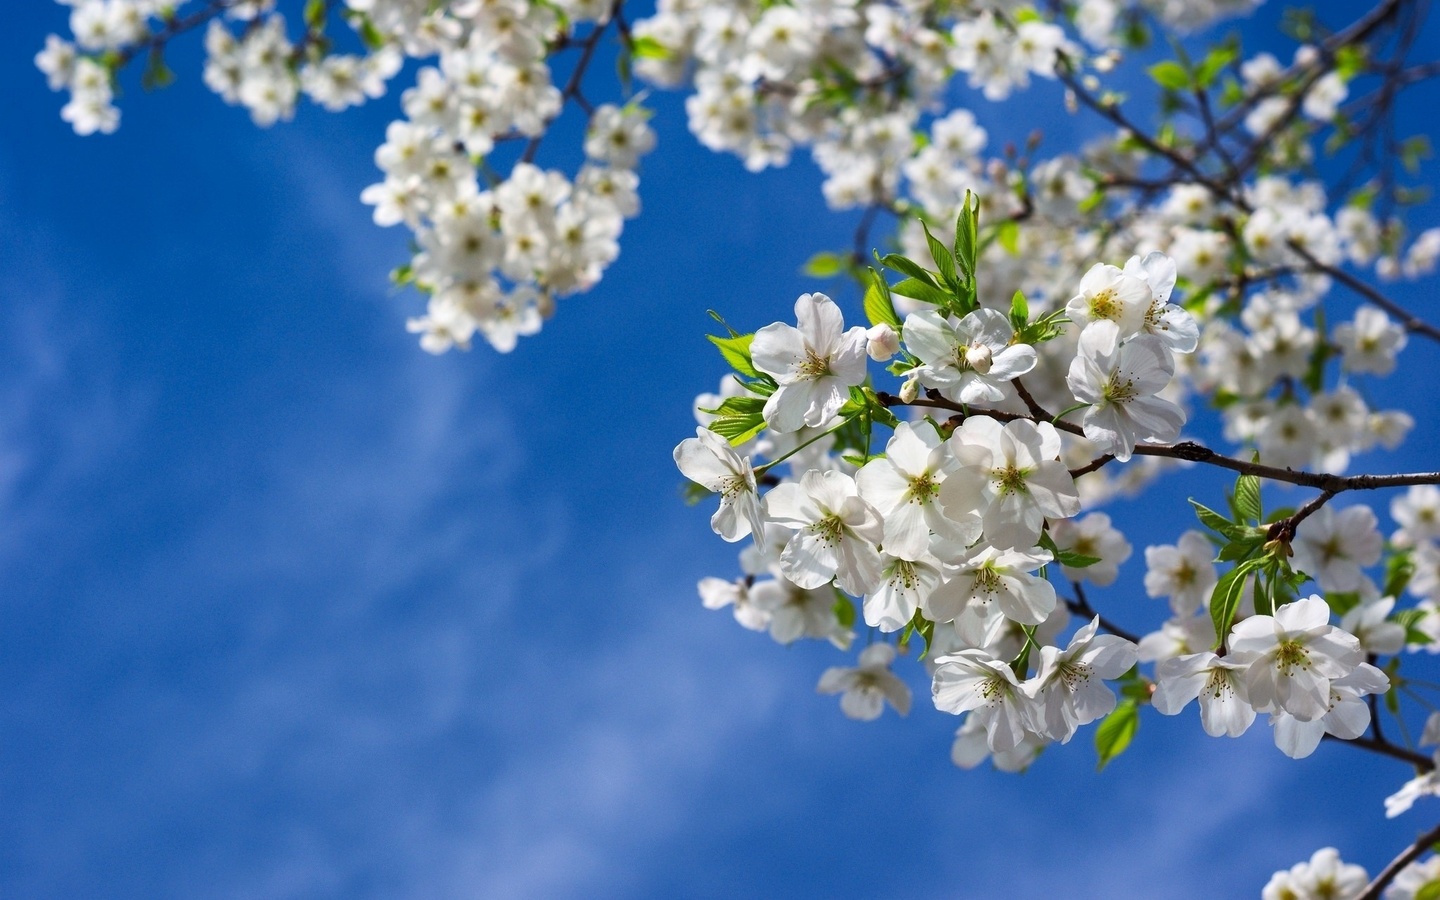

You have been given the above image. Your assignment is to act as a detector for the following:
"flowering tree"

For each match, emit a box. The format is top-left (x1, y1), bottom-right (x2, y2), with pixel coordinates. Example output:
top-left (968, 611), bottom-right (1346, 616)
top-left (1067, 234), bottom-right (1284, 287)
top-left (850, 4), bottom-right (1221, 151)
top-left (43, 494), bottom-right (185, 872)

top-left (33, 0), bottom-right (1440, 894)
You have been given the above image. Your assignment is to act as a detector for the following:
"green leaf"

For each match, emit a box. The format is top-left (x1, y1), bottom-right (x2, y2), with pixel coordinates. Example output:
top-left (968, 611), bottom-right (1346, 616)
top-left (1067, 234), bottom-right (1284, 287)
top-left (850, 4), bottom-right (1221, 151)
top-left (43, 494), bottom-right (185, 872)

top-left (952, 191), bottom-right (979, 281)
top-left (304, 0), bottom-right (327, 29)
top-left (357, 15), bottom-right (386, 50)
top-left (1217, 539), bottom-right (1262, 563)
top-left (1335, 44), bottom-right (1366, 80)
top-left (708, 332), bottom-right (760, 379)
top-left (1233, 474), bottom-right (1262, 523)
top-left (802, 252), bottom-right (847, 278)
top-left (708, 412), bottom-right (766, 446)
top-left (1078, 189), bottom-right (1105, 214)
top-left (833, 590), bottom-right (856, 629)
top-left (1189, 499), bottom-right (1257, 543)
top-left (1095, 700), bottom-right (1139, 771)
top-left (1302, 308), bottom-right (1333, 393)
top-left (142, 51), bottom-right (176, 91)
top-left (921, 222), bottom-right (958, 289)
top-left (630, 35), bottom-right (673, 60)
top-left (1413, 878), bottom-right (1440, 900)
top-left (699, 395), bottom-right (765, 417)
top-left (890, 277), bottom-right (955, 307)
top-left (1009, 290), bottom-right (1029, 330)
top-left (682, 480), bottom-right (715, 505)
top-left (1147, 61), bottom-right (1192, 91)
top-left (863, 268), bottom-right (903, 330)
top-left (996, 219), bottom-right (1020, 256)
top-left (1210, 560), bottom-right (1262, 646)
top-left (1325, 592), bottom-right (1363, 617)
top-left (1056, 549), bottom-right (1102, 569)
top-left (1194, 45), bottom-right (1237, 88)
top-left (877, 253), bottom-right (938, 286)
top-left (1385, 549), bottom-right (1416, 599)
top-left (1402, 135), bottom-right (1433, 175)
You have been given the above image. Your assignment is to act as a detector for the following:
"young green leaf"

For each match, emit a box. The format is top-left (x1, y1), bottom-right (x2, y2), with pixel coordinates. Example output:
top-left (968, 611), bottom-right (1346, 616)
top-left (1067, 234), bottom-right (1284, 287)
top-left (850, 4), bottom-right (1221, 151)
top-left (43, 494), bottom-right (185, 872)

top-left (1232, 474), bottom-right (1262, 523)
top-left (878, 253), bottom-right (939, 286)
top-left (1190, 499), bottom-right (1257, 543)
top-left (1147, 60), bottom-right (1192, 91)
top-left (890, 277), bottom-right (955, 307)
top-left (802, 251), bottom-right (847, 278)
top-left (709, 412), bottom-right (766, 446)
top-left (1009, 290), bottom-right (1029, 330)
top-left (922, 222), bottom-right (959, 288)
top-left (1095, 700), bottom-right (1139, 770)
top-left (863, 268), bottom-right (903, 330)
top-left (708, 332), bottom-right (760, 378)
top-left (996, 219), bottom-right (1020, 256)
top-left (952, 191), bottom-right (979, 281)
top-left (1210, 559), bottom-right (1263, 647)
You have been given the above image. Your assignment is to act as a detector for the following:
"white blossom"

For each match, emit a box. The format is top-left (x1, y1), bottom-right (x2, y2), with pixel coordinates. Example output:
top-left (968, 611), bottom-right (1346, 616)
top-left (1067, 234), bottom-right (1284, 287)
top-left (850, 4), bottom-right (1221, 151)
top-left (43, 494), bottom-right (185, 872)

top-left (751, 293), bottom-right (869, 432)
top-left (817, 643), bottom-right (912, 720)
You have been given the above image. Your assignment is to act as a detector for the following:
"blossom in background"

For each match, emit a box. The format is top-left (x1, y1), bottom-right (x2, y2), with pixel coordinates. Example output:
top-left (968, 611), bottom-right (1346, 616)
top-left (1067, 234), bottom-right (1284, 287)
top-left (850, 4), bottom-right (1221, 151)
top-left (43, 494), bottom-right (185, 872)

top-left (817, 643), bottom-right (913, 720)
top-left (1261, 847), bottom-right (1367, 900)
top-left (1143, 530), bottom-right (1218, 616)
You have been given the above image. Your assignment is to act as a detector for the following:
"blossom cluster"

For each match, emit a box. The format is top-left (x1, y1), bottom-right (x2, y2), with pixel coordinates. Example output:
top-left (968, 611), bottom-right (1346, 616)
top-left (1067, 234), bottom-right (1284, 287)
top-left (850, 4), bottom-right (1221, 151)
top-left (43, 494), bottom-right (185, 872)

top-left (677, 215), bottom-right (1434, 805)
top-left (677, 254), bottom-right (1207, 761)
top-left (37, 0), bottom-right (654, 354)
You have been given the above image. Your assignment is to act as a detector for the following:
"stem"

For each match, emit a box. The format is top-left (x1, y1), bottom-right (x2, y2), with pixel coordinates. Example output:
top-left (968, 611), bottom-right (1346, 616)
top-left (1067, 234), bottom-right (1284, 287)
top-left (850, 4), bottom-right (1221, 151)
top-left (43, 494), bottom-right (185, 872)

top-left (1358, 820), bottom-right (1440, 900)
top-left (879, 394), bottom-right (1440, 495)
top-left (754, 417), bottom-right (852, 476)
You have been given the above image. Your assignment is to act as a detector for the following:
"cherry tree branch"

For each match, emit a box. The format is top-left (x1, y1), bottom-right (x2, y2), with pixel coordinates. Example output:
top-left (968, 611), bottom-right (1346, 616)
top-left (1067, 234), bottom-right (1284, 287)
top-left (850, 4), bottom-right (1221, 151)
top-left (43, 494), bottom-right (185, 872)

top-left (1358, 819), bottom-right (1440, 900)
top-left (876, 391), bottom-right (1440, 495)
top-left (1064, 581), bottom-right (1140, 644)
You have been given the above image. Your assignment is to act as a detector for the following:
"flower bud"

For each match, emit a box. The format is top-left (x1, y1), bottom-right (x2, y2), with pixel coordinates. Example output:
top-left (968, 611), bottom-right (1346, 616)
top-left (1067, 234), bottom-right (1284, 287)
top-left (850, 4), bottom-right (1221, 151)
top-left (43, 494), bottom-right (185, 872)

top-left (899, 372), bottom-right (921, 404)
top-left (866, 323), bottom-right (900, 361)
top-left (962, 342), bottom-right (993, 374)
top-left (1294, 45), bottom-right (1319, 67)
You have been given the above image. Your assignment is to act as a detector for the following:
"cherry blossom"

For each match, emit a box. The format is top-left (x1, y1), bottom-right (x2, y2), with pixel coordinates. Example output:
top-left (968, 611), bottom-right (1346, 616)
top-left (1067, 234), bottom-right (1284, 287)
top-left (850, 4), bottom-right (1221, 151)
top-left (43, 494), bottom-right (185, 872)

top-left (817, 643), bottom-right (912, 720)
top-left (752, 293), bottom-right (869, 432)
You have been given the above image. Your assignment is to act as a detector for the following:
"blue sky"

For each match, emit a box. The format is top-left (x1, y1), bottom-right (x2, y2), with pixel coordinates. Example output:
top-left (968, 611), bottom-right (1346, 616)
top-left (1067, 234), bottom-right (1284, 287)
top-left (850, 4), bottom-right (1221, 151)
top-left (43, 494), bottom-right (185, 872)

top-left (3, 4), bottom-right (1440, 898)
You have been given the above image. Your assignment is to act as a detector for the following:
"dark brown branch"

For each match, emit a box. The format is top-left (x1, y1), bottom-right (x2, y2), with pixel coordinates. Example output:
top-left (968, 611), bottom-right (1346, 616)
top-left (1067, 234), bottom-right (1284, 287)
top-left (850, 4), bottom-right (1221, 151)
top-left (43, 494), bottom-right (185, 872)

top-left (876, 392), bottom-right (1440, 495)
top-left (521, 6), bottom-right (615, 164)
top-left (1324, 732), bottom-right (1435, 770)
top-left (1064, 581), bottom-right (1140, 644)
top-left (1358, 820), bottom-right (1440, 900)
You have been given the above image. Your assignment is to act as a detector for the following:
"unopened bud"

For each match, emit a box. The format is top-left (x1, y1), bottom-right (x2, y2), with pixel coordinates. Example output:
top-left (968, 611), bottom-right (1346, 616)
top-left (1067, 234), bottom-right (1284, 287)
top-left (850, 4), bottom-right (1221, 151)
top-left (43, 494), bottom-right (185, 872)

top-left (866, 323), bottom-right (900, 361)
top-left (963, 342), bottom-right (993, 374)
top-left (1263, 538), bottom-right (1293, 558)
top-left (1294, 45), bottom-right (1319, 68)
top-left (1064, 89), bottom-right (1078, 114)
top-left (899, 372), bottom-right (921, 404)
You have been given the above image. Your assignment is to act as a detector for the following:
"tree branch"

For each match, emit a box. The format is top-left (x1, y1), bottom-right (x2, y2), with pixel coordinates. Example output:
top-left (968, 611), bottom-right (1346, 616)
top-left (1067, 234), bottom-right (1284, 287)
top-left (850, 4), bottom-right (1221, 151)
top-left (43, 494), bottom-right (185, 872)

top-left (1358, 819), bottom-right (1440, 900)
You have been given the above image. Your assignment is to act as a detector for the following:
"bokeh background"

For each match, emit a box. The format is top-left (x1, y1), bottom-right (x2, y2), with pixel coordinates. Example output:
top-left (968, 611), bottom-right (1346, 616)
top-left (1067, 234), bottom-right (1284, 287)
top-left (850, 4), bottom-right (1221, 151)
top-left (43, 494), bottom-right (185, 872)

top-left (3, 3), bottom-right (1440, 897)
